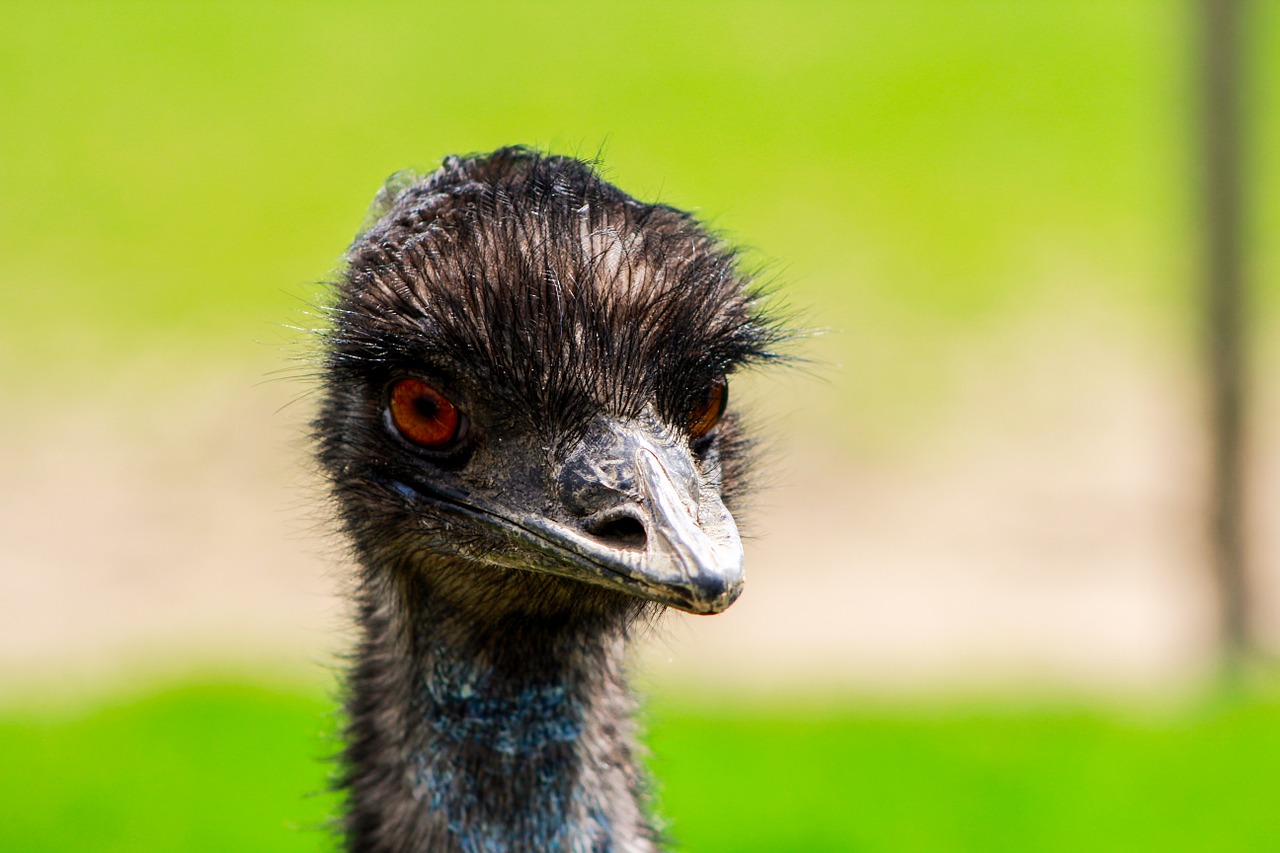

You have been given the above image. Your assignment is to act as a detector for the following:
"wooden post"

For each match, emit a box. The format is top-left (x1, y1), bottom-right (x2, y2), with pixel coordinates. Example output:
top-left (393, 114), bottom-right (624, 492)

top-left (1199, 0), bottom-right (1250, 672)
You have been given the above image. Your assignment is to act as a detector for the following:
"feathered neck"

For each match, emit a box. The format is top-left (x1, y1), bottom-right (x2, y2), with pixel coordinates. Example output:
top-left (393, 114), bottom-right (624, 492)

top-left (340, 564), bottom-right (660, 853)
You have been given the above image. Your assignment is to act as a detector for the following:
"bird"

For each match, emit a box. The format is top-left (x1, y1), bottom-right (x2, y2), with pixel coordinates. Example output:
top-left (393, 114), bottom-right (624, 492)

top-left (314, 147), bottom-right (785, 852)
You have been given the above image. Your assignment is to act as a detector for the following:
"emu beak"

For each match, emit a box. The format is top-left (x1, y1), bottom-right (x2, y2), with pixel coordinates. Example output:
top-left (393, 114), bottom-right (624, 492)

top-left (544, 418), bottom-right (746, 615)
top-left (401, 415), bottom-right (745, 614)
top-left (629, 446), bottom-right (745, 614)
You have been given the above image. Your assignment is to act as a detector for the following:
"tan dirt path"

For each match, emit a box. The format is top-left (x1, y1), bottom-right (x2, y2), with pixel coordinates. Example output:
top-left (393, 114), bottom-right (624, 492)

top-left (2, 338), bottom-right (1275, 699)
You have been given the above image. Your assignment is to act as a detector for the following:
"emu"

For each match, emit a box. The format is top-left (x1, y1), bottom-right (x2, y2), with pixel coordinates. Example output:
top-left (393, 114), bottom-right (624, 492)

top-left (315, 148), bottom-right (783, 852)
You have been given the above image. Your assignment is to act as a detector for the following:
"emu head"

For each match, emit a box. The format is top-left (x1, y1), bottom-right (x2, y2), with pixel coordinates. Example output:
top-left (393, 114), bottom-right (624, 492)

top-left (316, 149), bottom-right (781, 620)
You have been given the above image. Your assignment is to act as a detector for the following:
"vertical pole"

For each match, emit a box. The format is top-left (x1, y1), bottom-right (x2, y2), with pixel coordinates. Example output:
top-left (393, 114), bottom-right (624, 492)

top-left (1199, 0), bottom-right (1250, 672)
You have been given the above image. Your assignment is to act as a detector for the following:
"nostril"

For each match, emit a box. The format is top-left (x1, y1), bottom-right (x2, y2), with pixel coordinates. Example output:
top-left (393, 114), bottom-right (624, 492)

top-left (586, 515), bottom-right (648, 551)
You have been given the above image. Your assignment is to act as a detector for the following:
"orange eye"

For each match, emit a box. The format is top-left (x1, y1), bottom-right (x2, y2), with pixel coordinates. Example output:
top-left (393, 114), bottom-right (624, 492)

top-left (689, 378), bottom-right (728, 440)
top-left (389, 378), bottom-right (461, 448)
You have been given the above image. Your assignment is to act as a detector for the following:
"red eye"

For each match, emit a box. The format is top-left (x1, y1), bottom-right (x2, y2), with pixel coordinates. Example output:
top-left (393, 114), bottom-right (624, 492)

top-left (689, 378), bottom-right (728, 440)
top-left (389, 378), bottom-right (461, 448)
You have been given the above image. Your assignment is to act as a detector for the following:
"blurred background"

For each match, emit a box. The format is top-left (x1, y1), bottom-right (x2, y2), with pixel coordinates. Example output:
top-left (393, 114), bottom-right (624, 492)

top-left (2, 1), bottom-right (1278, 850)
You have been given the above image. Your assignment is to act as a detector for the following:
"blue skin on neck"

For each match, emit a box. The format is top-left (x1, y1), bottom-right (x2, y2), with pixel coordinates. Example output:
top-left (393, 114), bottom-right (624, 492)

top-left (411, 660), bottom-right (614, 852)
top-left (431, 681), bottom-right (583, 755)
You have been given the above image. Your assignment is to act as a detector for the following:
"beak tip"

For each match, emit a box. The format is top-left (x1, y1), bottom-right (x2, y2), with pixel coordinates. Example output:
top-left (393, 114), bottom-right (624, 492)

top-left (673, 563), bottom-right (745, 615)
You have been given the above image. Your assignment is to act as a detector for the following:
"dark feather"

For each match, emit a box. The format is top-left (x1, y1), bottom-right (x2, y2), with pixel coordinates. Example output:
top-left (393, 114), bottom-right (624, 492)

top-left (313, 147), bottom-right (787, 853)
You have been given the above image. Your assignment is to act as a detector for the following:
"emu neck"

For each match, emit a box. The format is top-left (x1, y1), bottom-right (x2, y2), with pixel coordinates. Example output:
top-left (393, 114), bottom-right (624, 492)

top-left (344, 567), bottom-right (657, 853)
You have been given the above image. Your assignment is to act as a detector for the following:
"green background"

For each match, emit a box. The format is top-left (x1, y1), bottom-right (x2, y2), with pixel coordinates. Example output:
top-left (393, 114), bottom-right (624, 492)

top-left (8, 2), bottom-right (1276, 391)
top-left (5, 681), bottom-right (1280, 853)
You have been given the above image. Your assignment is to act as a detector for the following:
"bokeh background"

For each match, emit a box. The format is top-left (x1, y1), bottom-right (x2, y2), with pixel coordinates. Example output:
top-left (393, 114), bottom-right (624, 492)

top-left (2, 2), bottom-right (1278, 850)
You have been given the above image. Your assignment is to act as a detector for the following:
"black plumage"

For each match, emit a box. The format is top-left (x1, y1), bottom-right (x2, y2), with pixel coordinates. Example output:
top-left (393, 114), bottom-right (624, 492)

top-left (314, 147), bottom-right (785, 852)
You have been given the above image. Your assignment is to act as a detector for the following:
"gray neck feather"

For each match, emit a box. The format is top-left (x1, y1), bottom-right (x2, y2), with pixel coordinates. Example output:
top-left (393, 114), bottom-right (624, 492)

top-left (342, 567), bottom-right (660, 853)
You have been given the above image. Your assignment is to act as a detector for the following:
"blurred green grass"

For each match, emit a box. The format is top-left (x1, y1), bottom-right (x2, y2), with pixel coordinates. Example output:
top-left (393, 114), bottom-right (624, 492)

top-left (4, 679), bottom-right (1279, 853)
top-left (5, 1), bottom-right (1276, 397)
